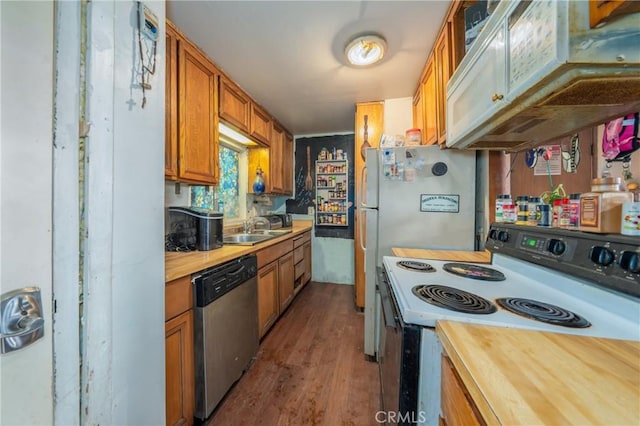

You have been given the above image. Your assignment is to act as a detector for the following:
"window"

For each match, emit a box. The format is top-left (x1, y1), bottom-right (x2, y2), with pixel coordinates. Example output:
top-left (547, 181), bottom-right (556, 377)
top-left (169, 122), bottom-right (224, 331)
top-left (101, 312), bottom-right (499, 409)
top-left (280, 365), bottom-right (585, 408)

top-left (217, 145), bottom-right (240, 218)
top-left (190, 143), bottom-right (247, 221)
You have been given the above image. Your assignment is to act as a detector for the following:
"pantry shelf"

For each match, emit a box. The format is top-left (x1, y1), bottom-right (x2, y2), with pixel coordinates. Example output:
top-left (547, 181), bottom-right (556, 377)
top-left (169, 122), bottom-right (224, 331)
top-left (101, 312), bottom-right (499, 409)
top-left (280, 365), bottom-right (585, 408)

top-left (315, 159), bottom-right (349, 227)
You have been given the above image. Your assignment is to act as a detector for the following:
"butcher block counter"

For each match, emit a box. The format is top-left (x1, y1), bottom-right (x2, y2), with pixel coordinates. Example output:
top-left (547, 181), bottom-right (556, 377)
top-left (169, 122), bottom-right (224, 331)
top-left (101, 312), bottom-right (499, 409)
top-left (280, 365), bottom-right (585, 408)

top-left (436, 321), bottom-right (640, 426)
top-left (165, 220), bottom-right (312, 281)
top-left (391, 248), bottom-right (491, 263)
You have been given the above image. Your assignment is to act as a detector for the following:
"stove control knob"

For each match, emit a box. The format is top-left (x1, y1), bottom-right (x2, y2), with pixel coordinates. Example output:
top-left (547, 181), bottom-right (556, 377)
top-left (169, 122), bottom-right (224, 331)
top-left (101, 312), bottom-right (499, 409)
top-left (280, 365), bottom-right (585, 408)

top-left (547, 239), bottom-right (566, 256)
top-left (590, 246), bottom-right (614, 267)
top-left (618, 251), bottom-right (640, 273)
top-left (488, 229), bottom-right (498, 240)
top-left (497, 231), bottom-right (509, 242)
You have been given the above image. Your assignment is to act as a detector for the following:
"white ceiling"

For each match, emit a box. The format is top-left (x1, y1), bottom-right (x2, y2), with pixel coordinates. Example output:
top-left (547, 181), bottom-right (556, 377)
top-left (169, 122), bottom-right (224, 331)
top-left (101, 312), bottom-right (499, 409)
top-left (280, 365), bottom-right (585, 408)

top-left (166, 1), bottom-right (451, 136)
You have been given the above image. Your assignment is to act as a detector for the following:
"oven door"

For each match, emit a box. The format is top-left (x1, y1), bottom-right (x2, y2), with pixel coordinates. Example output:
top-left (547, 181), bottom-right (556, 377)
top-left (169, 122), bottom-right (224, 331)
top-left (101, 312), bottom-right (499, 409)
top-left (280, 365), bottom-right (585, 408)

top-left (378, 267), bottom-right (420, 425)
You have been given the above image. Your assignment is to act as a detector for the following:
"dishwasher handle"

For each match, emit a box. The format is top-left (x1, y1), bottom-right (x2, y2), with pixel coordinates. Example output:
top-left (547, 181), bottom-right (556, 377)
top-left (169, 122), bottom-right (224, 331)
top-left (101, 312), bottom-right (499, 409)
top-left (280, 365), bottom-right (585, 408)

top-left (194, 255), bottom-right (258, 307)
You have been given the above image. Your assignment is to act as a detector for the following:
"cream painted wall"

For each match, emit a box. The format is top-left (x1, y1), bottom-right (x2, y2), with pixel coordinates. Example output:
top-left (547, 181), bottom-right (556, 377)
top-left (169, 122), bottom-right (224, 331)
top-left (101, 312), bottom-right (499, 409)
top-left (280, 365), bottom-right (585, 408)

top-left (82, 1), bottom-right (166, 424)
top-left (384, 97), bottom-right (413, 136)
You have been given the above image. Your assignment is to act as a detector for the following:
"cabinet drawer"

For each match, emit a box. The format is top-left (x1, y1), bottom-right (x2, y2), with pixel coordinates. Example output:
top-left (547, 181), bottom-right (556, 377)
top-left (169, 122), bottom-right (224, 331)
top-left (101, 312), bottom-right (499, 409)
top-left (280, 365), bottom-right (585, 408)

top-left (293, 231), bottom-right (311, 248)
top-left (293, 245), bottom-right (304, 264)
top-left (257, 239), bottom-right (293, 268)
top-left (165, 276), bottom-right (193, 321)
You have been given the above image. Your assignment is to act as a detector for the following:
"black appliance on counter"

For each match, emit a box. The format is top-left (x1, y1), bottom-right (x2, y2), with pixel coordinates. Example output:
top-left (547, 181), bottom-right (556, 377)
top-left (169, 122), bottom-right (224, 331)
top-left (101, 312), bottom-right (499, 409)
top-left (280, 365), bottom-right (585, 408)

top-left (166, 207), bottom-right (223, 252)
top-left (273, 213), bottom-right (293, 228)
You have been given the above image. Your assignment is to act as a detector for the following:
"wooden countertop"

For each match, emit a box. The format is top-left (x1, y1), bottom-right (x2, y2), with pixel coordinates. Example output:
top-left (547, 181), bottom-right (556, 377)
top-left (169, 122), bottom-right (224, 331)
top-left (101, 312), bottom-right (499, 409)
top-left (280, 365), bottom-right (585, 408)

top-left (436, 321), bottom-right (640, 426)
top-left (165, 220), bottom-right (312, 282)
top-left (391, 248), bottom-right (491, 263)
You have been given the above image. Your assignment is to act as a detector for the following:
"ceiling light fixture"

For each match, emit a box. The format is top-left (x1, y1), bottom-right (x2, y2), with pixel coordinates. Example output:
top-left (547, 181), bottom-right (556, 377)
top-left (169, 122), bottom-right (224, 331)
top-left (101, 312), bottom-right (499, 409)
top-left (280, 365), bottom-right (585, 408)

top-left (345, 33), bottom-right (387, 67)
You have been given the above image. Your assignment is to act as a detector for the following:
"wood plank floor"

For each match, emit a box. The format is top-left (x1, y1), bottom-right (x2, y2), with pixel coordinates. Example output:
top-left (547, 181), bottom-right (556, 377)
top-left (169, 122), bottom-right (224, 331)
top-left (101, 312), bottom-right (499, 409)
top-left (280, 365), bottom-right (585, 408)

top-left (207, 282), bottom-right (381, 425)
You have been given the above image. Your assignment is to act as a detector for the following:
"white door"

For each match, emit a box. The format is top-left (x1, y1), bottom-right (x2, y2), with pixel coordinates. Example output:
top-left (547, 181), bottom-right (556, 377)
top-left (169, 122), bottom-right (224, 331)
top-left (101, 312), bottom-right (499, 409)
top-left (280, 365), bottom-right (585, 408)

top-left (1, 1), bottom-right (55, 424)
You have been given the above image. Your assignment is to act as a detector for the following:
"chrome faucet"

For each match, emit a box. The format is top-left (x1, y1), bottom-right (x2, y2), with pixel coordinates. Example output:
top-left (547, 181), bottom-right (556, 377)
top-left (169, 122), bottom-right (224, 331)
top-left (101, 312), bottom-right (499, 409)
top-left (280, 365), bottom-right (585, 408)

top-left (249, 216), bottom-right (271, 232)
top-left (245, 216), bottom-right (270, 234)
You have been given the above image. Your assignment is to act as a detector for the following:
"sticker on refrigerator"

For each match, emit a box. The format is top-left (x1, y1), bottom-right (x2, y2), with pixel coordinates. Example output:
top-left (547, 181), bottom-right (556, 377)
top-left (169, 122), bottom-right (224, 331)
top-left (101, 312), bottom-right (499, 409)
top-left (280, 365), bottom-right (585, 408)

top-left (420, 194), bottom-right (460, 213)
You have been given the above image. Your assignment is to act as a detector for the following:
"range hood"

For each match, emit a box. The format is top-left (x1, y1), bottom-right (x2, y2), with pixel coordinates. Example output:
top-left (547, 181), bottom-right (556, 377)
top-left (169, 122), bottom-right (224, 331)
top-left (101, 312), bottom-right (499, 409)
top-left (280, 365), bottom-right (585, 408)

top-left (446, 0), bottom-right (640, 152)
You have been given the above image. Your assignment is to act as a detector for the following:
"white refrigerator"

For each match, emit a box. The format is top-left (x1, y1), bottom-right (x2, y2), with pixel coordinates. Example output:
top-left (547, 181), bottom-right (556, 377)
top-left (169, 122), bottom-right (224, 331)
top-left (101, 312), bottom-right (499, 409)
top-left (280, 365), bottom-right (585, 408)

top-left (359, 146), bottom-right (477, 357)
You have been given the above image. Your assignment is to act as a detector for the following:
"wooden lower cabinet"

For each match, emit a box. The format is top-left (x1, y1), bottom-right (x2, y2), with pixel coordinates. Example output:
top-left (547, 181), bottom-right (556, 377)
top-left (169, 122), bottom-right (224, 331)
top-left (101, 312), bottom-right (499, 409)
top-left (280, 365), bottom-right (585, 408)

top-left (440, 355), bottom-right (483, 426)
top-left (278, 252), bottom-right (295, 312)
top-left (165, 310), bottom-right (195, 426)
top-left (257, 231), bottom-right (311, 338)
top-left (258, 260), bottom-right (279, 338)
top-left (302, 240), bottom-right (312, 284)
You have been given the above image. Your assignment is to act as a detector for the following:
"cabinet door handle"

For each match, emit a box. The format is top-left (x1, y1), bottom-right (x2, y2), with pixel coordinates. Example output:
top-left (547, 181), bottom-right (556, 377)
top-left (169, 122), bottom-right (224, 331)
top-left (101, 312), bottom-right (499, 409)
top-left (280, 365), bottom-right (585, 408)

top-left (491, 93), bottom-right (504, 102)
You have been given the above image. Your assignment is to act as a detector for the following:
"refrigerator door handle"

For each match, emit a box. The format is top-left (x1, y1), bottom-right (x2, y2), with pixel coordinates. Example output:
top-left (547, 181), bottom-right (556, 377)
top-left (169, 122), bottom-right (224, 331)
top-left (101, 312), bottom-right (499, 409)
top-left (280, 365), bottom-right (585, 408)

top-left (358, 207), bottom-right (366, 252)
top-left (360, 164), bottom-right (376, 209)
top-left (359, 164), bottom-right (367, 207)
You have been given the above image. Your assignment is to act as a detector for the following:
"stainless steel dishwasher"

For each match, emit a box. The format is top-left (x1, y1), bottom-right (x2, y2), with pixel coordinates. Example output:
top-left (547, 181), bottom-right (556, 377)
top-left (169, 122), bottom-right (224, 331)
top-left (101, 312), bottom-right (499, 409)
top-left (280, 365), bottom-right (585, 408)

top-left (193, 254), bottom-right (259, 421)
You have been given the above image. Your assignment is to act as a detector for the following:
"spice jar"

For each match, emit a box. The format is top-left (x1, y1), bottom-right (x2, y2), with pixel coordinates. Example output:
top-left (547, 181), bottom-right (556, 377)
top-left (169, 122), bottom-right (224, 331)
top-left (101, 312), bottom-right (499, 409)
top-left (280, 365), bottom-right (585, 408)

top-left (495, 194), bottom-right (512, 223)
top-left (580, 177), bottom-right (633, 233)
top-left (503, 204), bottom-right (517, 223)
top-left (527, 197), bottom-right (541, 226)
top-left (559, 198), bottom-right (571, 229)
top-left (516, 196), bottom-right (529, 225)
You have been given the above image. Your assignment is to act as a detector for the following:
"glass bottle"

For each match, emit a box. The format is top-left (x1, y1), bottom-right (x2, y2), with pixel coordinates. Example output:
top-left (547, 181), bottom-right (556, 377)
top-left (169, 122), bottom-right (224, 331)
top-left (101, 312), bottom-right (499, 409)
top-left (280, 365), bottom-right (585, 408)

top-left (252, 167), bottom-right (265, 194)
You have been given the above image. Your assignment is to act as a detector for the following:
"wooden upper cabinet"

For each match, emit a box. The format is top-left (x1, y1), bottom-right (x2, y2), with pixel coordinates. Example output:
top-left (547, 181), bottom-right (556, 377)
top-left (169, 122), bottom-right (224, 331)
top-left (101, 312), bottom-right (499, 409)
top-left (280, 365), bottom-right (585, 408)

top-left (165, 22), bottom-right (179, 179)
top-left (270, 122), bottom-right (285, 193)
top-left (283, 132), bottom-right (294, 194)
top-left (435, 24), bottom-right (452, 145)
top-left (422, 59), bottom-right (438, 146)
top-left (219, 76), bottom-right (250, 133)
top-left (250, 103), bottom-right (272, 146)
top-left (589, 0), bottom-right (640, 28)
top-left (178, 39), bottom-right (219, 185)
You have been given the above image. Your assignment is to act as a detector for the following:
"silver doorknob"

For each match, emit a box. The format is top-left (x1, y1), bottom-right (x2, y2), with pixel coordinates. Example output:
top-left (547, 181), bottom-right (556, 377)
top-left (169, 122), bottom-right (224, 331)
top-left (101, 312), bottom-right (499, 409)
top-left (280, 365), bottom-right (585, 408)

top-left (1, 287), bottom-right (45, 354)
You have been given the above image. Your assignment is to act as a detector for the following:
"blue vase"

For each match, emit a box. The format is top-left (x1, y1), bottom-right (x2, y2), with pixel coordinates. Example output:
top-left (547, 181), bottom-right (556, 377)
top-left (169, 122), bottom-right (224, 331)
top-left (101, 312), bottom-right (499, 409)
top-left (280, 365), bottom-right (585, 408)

top-left (253, 168), bottom-right (265, 194)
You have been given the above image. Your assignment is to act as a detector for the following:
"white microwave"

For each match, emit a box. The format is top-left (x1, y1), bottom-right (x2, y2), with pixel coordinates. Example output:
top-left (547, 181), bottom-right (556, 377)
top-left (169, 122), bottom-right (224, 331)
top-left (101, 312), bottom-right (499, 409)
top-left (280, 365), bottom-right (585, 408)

top-left (446, 0), bottom-right (640, 151)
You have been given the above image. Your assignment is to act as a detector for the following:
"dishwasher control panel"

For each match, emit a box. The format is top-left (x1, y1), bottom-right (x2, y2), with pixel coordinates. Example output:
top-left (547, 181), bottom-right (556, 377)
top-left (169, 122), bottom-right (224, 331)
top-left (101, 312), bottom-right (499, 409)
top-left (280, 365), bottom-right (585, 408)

top-left (193, 254), bottom-right (258, 307)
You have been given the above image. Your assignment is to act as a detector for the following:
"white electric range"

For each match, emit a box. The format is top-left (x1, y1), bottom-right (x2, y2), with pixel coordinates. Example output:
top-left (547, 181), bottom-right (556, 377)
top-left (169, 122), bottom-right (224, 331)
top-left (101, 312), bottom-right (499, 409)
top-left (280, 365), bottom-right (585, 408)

top-left (377, 223), bottom-right (640, 426)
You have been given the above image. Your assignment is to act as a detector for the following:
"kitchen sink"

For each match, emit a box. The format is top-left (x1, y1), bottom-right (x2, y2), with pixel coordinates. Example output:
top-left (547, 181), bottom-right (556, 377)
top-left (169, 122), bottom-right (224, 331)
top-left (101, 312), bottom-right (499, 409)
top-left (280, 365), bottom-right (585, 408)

top-left (223, 228), bottom-right (293, 245)
top-left (223, 233), bottom-right (275, 245)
